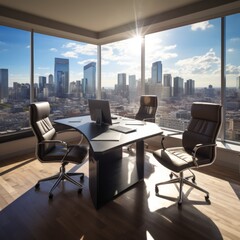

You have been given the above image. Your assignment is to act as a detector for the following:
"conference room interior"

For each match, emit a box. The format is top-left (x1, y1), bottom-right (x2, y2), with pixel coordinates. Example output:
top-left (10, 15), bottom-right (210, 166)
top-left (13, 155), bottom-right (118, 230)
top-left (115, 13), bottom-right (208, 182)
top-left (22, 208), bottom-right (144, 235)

top-left (0, 1), bottom-right (240, 239)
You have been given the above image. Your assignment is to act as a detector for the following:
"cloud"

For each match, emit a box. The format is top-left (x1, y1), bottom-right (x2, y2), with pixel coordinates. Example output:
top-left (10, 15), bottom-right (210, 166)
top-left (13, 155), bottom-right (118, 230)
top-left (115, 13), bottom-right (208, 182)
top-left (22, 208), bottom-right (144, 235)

top-left (226, 64), bottom-right (240, 75)
top-left (61, 51), bottom-right (78, 58)
top-left (50, 48), bottom-right (57, 52)
top-left (62, 42), bottom-right (97, 56)
top-left (191, 21), bottom-right (213, 31)
top-left (175, 49), bottom-right (220, 75)
top-left (230, 37), bottom-right (240, 43)
top-left (77, 58), bottom-right (96, 66)
top-left (227, 48), bottom-right (235, 53)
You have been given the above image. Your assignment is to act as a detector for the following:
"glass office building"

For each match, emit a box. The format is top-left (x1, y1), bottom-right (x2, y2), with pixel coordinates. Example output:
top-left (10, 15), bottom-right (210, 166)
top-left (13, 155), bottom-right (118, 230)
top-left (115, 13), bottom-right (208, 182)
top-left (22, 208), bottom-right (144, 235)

top-left (54, 58), bottom-right (69, 98)
top-left (83, 62), bottom-right (96, 99)
top-left (0, 69), bottom-right (9, 101)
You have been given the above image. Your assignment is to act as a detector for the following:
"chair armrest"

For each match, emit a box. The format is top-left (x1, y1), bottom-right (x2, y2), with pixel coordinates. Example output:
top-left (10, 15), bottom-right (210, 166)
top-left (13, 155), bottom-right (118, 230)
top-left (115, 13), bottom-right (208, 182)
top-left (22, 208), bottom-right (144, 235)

top-left (124, 113), bottom-right (136, 119)
top-left (143, 117), bottom-right (156, 122)
top-left (161, 132), bottom-right (182, 150)
top-left (57, 128), bottom-right (84, 144)
top-left (192, 143), bottom-right (217, 167)
top-left (57, 128), bottom-right (76, 134)
top-left (39, 139), bottom-right (68, 147)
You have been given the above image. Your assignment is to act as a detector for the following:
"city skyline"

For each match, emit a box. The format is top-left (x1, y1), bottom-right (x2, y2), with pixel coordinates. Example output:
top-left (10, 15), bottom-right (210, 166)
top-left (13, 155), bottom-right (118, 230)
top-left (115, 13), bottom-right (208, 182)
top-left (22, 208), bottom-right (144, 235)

top-left (0, 15), bottom-right (240, 89)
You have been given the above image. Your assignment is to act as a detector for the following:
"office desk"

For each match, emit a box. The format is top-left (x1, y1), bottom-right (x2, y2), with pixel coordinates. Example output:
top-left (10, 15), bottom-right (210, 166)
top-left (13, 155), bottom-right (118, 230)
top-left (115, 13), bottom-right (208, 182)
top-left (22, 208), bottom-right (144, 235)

top-left (55, 115), bottom-right (163, 209)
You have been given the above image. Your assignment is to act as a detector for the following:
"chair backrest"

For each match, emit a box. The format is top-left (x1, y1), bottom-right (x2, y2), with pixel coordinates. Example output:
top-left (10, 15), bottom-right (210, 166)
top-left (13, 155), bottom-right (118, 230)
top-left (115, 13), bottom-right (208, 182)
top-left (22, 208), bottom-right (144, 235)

top-left (135, 95), bottom-right (158, 122)
top-left (182, 102), bottom-right (222, 163)
top-left (29, 102), bottom-right (57, 159)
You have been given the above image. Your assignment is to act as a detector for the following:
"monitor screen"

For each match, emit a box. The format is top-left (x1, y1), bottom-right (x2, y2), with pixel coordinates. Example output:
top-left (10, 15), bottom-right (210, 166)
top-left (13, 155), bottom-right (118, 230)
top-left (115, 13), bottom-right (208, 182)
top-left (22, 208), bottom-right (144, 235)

top-left (88, 99), bottom-right (112, 125)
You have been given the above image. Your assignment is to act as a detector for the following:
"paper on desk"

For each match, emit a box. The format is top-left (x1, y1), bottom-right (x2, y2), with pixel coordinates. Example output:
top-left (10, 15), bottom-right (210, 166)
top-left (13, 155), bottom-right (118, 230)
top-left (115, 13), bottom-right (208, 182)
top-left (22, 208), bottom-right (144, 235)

top-left (91, 130), bottom-right (122, 141)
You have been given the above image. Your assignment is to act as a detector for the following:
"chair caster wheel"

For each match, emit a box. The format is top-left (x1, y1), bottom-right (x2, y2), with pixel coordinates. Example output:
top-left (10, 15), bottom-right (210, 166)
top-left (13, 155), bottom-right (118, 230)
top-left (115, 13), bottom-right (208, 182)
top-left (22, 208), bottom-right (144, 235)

top-left (192, 177), bottom-right (196, 183)
top-left (78, 188), bottom-right (82, 194)
top-left (205, 195), bottom-right (210, 202)
top-left (155, 186), bottom-right (159, 194)
top-left (49, 193), bottom-right (53, 199)
top-left (80, 175), bottom-right (84, 181)
top-left (35, 183), bottom-right (40, 189)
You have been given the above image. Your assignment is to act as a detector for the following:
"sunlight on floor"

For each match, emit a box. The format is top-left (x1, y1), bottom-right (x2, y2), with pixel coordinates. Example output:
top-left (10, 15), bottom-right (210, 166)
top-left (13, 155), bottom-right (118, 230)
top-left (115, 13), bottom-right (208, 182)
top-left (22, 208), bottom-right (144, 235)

top-left (146, 230), bottom-right (154, 240)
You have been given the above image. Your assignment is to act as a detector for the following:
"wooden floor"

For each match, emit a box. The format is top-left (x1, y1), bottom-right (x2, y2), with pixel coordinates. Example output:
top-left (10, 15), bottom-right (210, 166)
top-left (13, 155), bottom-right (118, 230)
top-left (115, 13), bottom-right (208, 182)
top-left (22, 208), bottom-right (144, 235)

top-left (0, 151), bottom-right (239, 240)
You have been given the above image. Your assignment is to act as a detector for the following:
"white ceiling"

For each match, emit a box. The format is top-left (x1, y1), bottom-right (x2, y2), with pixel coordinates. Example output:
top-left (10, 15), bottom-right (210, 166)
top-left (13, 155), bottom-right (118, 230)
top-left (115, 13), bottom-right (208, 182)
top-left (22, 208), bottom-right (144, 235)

top-left (0, 0), bottom-right (240, 44)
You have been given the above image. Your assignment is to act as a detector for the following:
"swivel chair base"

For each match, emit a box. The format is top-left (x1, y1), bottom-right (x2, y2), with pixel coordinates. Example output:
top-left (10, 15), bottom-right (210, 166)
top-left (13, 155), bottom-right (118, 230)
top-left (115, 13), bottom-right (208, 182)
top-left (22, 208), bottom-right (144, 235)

top-left (35, 162), bottom-right (84, 199)
top-left (155, 171), bottom-right (209, 205)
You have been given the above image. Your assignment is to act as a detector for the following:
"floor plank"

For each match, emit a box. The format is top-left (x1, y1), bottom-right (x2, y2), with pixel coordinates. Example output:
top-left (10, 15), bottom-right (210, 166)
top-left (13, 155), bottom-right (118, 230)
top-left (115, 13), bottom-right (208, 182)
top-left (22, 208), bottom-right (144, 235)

top-left (0, 151), bottom-right (239, 240)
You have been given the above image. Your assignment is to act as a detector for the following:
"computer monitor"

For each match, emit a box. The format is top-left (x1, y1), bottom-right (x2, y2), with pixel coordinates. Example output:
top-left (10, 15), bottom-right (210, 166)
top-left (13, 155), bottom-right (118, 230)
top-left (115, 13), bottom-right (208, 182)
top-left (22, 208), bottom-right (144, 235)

top-left (88, 99), bottom-right (112, 125)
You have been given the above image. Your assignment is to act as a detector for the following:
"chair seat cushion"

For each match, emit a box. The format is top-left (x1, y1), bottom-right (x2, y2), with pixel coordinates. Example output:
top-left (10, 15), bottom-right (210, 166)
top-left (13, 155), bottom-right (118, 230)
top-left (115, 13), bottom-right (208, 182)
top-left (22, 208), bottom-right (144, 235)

top-left (153, 147), bottom-right (209, 172)
top-left (41, 145), bottom-right (88, 164)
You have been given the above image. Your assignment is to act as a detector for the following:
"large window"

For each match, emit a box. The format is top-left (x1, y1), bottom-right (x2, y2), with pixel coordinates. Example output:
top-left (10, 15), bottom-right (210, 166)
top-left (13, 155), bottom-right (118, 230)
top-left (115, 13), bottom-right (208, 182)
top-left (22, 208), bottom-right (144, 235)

top-left (1, 13), bottom-right (240, 144)
top-left (145, 19), bottom-right (221, 131)
top-left (0, 26), bottom-right (30, 135)
top-left (101, 37), bottom-right (141, 115)
top-left (34, 33), bottom-right (97, 121)
top-left (225, 13), bottom-right (240, 142)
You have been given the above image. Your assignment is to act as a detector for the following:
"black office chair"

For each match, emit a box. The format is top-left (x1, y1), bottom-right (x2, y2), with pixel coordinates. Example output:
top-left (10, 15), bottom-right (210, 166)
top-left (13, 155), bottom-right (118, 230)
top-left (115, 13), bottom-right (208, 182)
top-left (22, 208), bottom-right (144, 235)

top-left (153, 102), bottom-right (222, 205)
top-left (126, 95), bottom-right (158, 152)
top-left (29, 102), bottom-right (88, 199)
top-left (134, 95), bottom-right (158, 122)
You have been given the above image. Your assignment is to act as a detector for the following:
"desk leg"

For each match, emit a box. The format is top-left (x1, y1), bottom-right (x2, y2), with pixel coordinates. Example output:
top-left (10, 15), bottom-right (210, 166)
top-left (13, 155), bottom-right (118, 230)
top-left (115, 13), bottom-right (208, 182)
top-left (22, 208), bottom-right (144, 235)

top-left (89, 141), bottom-right (145, 209)
top-left (136, 140), bottom-right (144, 180)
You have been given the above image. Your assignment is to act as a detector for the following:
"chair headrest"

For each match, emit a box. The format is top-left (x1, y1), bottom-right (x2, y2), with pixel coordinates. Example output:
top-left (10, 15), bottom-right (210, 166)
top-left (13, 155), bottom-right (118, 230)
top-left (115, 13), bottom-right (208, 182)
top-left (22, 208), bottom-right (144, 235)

top-left (30, 102), bottom-right (50, 121)
top-left (191, 102), bottom-right (222, 122)
top-left (140, 95), bottom-right (158, 107)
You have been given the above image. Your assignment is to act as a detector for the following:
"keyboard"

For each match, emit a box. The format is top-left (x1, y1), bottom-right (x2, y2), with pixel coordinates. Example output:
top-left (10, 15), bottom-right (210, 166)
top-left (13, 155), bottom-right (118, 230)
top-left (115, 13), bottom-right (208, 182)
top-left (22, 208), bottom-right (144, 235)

top-left (110, 125), bottom-right (136, 134)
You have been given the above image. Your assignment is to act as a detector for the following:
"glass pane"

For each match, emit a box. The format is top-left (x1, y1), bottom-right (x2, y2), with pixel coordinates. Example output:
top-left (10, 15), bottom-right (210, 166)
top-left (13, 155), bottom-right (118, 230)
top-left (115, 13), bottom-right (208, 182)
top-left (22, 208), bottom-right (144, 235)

top-left (145, 19), bottom-right (221, 130)
top-left (225, 13), bottom-right (240, 142)
top-left (34, 33), bottom-right (97, 120)
top-left (101, 37), bottom-right (141, 115)
top-left (0, 26), bottom-right (30, 135)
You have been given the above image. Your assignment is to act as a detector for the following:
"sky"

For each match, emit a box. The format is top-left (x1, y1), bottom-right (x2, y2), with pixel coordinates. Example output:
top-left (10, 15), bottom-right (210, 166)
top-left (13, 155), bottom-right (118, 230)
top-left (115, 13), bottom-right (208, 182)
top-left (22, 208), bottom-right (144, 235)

top-left (0, 13), bottom-right (239, 88)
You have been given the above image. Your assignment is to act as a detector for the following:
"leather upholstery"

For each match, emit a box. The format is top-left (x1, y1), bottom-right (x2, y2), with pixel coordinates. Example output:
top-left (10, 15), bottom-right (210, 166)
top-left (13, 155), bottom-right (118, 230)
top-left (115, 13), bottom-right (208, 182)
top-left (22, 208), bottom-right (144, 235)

top-left (30, 102), bottom-right (88, 164)
top-left (153, 102), bottom-right (222, 173)
top-left (135, 95), bottom-right (158, 122)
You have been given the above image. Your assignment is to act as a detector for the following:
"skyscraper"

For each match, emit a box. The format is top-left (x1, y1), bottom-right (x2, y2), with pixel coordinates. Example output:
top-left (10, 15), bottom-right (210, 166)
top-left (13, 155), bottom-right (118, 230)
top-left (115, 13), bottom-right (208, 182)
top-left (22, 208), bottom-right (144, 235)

top-left (39, 76), bottom-right (47, 93)
top-left (0, 69), bottom-right (9, 100)
top-left (163, 74), bottom-right (172, 87)
top-left (54, 58), bottom-right (69, 98)
top-left (173, 76), bottom-right (184, 98)
top-left (151, 61), bottom-right (162, 84)
top-left (185, 79), bottom-right (195, 96)
top-left (83, 62), bottom-right (96, 98)
top-left (129, 75), bottom-right (137, 103)
top-left (237, 76), bottom-right (240, 90)
top-left (116, 73), bottom-right (128, 99)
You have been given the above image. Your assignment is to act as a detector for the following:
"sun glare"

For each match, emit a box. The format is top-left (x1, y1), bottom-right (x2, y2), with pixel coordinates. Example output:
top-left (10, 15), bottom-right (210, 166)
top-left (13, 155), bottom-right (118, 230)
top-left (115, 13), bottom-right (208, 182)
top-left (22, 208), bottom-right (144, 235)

top-left (128, 35), bottom-right (143, 54)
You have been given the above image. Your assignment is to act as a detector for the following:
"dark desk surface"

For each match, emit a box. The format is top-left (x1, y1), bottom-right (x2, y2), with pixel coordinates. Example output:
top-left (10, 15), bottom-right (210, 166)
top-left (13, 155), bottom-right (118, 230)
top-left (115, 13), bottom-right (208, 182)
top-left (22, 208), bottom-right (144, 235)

top-left (55, 115), bottom-right (163, 153)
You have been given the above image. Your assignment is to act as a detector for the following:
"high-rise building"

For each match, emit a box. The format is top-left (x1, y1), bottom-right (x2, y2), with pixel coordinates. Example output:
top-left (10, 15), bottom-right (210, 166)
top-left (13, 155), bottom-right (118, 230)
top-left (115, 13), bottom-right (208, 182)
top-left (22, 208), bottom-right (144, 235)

top-left (0, 69), bottom-right (9, 100)
top-left (185, 79), bottom-right (195, 96)
top-left (173, 76), bottom-right (184, 98)
top-left (237, 76), bottom-right (240, 90)
top-left (54, 58), bottom-right (69, 98)
top-left (151, 61), bottom-right (162, 84)
top-left (129, 75), bottom-right (137, 103)
top-left (163, 74), bottom-right (172, 87)
top-left (39, 76), bottom-right (47, 93)
top-left (163, 73), bottom-right (172, 97)
top-left (83, 62), bottom-right (96, 98)
top-left (118, 73), bottom-right (126, 86)
top-left (116, 73), bottom-right (128, 99)
top-left (48, 74), bottom-right (54, 85)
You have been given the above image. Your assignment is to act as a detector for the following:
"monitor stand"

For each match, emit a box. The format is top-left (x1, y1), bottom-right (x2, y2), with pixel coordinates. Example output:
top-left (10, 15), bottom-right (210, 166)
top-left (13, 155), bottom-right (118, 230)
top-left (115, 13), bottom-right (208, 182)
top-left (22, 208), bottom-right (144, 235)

top-left (95, 109), bottom-right (102, 125)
